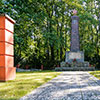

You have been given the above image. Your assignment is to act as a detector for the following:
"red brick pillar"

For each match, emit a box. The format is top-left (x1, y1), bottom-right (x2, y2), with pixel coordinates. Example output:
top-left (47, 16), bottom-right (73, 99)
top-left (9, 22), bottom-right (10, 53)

top-left (0, 14), bottom-right (16, 81)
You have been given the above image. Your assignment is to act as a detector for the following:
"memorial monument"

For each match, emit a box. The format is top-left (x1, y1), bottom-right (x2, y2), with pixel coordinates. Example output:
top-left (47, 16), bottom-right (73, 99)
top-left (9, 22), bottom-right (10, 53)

top-left (55, 10), bottom-right (95, 71)
top-left (65, 9), bottom-right (84, 63)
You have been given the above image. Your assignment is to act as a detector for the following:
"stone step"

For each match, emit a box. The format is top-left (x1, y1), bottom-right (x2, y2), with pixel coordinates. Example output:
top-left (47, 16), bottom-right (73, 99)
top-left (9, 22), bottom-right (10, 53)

top-left (55, 67), bottom-right (95, 71)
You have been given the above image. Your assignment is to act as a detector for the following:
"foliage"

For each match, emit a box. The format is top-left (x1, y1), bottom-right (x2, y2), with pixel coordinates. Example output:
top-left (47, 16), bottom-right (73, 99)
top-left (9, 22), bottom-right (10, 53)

top-left (1, 0), bottom-right (100, 69)
top-left (90, 71), bottom-right (100, 79)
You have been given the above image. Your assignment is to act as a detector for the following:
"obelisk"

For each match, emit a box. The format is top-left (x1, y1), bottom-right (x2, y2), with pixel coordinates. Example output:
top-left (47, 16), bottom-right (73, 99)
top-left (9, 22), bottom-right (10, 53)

top-left (65, 10), bottom-right (84, 63)
top-left (71, 10), bottom-right (80, 52)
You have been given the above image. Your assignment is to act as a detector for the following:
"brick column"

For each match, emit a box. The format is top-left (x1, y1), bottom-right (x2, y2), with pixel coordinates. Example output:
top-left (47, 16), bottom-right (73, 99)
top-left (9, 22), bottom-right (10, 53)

top-left (0, 14), bottom-right (16, 81)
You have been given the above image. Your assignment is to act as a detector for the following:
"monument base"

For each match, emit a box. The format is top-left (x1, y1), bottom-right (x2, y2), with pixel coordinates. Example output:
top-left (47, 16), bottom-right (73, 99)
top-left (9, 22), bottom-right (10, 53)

top-left (54, 61), bottom-right (95, 71)
top-left (0, 67), bottom-right (16, 81)
top-left (65, 51), bottom-right (84, 63)
top-left (54, 51), bottom-right (95, 71)
top-left (55, 67), bottom-right (95, 71)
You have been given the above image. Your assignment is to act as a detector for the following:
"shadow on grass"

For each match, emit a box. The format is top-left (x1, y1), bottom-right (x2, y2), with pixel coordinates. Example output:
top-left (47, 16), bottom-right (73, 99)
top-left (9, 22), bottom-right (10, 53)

top-left (0, 71), bottom-right (61, 100)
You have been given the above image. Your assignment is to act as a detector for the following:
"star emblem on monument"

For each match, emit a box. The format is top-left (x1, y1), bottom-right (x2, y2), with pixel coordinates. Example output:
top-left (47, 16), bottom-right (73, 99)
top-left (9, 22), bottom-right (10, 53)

top-left (73, 9), bottom-right (77, 15)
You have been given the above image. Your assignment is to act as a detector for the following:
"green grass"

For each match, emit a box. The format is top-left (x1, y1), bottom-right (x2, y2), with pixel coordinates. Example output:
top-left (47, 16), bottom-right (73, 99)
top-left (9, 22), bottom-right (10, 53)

top-left (90, 71), bottom-right (100, 79)
top-left (0, 71), bottom-right (61, 100)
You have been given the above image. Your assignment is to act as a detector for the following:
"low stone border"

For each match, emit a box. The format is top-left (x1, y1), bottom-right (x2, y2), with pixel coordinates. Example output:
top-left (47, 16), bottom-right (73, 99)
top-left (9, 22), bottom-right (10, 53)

top-left (55, 67), bottom-right (95, 71)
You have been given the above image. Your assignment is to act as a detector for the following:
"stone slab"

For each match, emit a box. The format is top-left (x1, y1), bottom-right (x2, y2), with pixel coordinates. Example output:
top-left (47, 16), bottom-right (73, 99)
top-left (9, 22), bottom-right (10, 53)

top-left (65, 51), bottom-right (84, 63)
top-left (55, 67), bottom-right (95, 71)
top-left (60, 61), bottom-right (89, 67)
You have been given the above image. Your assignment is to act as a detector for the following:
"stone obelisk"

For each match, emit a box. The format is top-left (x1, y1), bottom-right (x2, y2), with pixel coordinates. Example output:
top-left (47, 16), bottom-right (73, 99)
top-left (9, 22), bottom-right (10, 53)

top-left (71, 10), bottom-right (80, 52)
top-left (65, 10), bottom-right (84, 63)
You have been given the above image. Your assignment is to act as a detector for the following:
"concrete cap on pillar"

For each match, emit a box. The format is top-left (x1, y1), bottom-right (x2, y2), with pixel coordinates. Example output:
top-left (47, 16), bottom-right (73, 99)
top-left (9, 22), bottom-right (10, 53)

top-left (0, 13), bottom-right (16, 24)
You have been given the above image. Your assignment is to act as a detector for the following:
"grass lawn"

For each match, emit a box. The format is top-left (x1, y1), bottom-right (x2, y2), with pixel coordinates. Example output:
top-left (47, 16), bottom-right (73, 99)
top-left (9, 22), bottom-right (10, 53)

top-left (0, 71), bottom-right (61, 100)
top-left (90, 70), bottom-right (100, 79)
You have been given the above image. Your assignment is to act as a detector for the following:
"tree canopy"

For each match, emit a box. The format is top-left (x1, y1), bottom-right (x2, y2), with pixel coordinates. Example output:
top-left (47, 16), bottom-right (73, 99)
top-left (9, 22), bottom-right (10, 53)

top-left (1, 0), bottom-right (100, 69)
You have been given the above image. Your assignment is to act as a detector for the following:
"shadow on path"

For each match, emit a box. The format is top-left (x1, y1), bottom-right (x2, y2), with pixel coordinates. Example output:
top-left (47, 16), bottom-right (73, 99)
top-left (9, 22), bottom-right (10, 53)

top-left (20, 72), bottom-right (100, 100)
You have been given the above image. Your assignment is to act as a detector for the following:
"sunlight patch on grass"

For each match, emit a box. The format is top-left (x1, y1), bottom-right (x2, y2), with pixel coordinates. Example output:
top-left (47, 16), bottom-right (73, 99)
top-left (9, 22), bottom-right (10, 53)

top-left (90, 71), bottom-right (100, 79)
top-left (0, 71), bottom-right (61, 100)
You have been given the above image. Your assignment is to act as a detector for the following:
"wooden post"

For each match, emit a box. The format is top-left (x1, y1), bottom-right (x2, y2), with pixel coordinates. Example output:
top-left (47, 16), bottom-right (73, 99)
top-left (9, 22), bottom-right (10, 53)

top-left (0, 14), bottom-right (16, 81)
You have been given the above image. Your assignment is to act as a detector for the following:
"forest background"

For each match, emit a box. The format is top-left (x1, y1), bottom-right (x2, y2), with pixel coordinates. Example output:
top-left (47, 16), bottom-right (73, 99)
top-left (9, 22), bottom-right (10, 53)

top-left (0, 0), bottom-right (100, 69)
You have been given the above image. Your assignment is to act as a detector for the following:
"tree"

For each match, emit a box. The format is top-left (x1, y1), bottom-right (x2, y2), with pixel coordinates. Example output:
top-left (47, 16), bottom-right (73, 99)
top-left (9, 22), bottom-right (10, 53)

top-left (1, 0), bottom-right (100, 69)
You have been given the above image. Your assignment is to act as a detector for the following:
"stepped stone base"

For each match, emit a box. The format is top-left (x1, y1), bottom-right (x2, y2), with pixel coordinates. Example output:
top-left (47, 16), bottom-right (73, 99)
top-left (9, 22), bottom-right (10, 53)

top-left (55, 67), bottom-right (95, 71)
top-left (54, 61), bottom-right (95, 71)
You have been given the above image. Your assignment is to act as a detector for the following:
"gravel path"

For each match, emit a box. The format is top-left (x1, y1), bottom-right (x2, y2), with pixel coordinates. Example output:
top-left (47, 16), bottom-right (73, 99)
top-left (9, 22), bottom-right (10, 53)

top-left (20, 71), bottom-right (100, 100)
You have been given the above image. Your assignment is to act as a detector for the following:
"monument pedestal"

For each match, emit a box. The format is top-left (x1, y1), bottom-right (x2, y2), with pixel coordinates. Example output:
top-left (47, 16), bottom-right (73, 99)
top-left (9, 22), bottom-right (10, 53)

top-left (65, 51), bottom-right (84, 63)
top-left (55, 67), bottom-right (95, 71)
top-left (55, 51), bottom-right (95, 71)
top-left (0, 14), bottom-right (16, 81)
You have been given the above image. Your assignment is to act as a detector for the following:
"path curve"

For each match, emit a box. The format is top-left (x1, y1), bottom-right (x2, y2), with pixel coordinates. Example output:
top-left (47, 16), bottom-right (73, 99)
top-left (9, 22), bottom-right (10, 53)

top-left (20, 71), bottom-right (100, 100)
